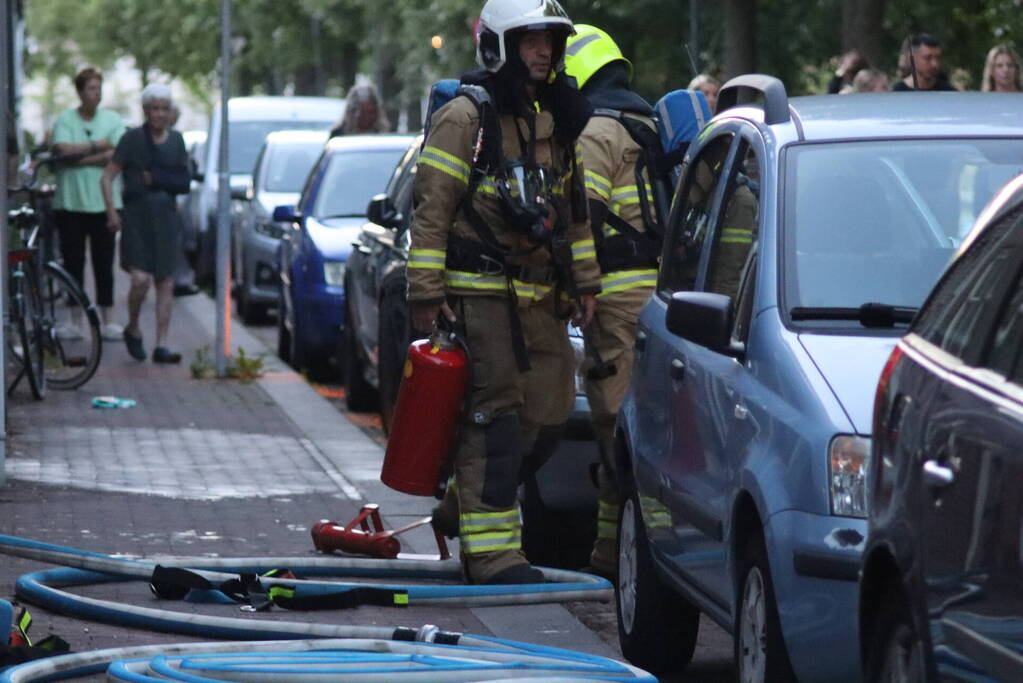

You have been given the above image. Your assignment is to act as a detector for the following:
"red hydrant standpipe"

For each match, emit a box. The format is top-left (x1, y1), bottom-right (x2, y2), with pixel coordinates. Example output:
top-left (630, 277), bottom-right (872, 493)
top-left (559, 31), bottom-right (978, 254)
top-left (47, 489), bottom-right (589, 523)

top-left (312, 505), bottom-right (451, 560)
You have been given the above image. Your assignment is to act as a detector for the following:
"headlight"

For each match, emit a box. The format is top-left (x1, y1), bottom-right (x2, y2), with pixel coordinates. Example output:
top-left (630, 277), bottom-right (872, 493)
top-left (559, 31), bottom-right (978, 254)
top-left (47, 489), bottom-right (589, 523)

top-left (829, 435), bottom-right (870, 518)
top-left (255, 221), bottom-right (284, 239)
top-left (323, 261), bottom-right (346, 287)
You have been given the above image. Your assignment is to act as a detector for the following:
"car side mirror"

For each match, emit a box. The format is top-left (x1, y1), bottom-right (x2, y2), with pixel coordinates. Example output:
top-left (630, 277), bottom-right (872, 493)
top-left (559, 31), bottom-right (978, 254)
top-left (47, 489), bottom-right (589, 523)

top-left (230, 184), bottom-right (249, 201)
top-left (666, 291), bottom-right (744, 357)
top-left (272, 205), bottom-right (300, 223)
top-left (367, 193), bottom-right (401, 229)
top-left (192, 170), bottom-right (204, 182)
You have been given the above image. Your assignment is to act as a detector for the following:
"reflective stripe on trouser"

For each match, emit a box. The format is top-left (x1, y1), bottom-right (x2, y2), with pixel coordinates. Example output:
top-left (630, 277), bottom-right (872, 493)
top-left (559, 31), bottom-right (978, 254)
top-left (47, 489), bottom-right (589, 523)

top-left (453, 295), bottom-right (575, 583)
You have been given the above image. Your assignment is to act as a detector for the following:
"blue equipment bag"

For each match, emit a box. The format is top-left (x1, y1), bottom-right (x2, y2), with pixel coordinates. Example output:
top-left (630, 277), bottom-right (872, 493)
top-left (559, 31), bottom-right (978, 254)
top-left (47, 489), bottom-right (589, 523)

top-left (653, 89), bottom-right (712, 182)
top-left (421, 79), bottom-right (461, 147)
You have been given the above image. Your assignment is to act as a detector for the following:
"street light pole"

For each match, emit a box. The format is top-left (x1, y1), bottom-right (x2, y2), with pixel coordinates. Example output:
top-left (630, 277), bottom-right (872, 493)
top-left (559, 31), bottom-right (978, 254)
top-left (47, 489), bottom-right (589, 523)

top-left (215, 0), bottom-right (232, 377)
top-left (690, 0), bottom-right (701, 76)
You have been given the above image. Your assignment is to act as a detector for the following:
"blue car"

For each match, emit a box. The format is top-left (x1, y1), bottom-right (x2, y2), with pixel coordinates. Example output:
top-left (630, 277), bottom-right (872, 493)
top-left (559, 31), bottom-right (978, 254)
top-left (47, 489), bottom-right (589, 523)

top-left (613, 76), bottom-right (1023, 682)
top-left (274, 134), bottom-right (413, 379)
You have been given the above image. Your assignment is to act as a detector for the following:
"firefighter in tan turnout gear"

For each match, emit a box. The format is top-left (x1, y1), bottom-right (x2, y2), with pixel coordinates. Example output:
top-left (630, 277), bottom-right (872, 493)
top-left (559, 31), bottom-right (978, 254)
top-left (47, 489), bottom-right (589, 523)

top-left (407, 0), bottom-right (600, 584)
top-left (564, 25), bottom-right (660, 577)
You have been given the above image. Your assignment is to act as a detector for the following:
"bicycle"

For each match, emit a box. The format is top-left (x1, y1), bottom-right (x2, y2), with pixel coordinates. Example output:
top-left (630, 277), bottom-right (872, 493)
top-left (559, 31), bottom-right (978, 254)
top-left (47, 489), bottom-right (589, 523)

top-left (6, 158), bottom-right (103, 397)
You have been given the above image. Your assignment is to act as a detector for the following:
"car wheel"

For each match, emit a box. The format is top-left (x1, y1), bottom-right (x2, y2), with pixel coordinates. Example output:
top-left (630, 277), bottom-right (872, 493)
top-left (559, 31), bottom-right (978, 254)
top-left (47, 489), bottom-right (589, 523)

top-left (195, 226), bottom-right (215, 288)
top-left (276, 288), bottom-right (291, 364)
top-left (377, 277), bottom-right (410, 434)
top-left (735, 530), bottom-right (796, 683)
top-left (343, 296), bottom-right (379, 412)
top-left (616, 492), bottom-right (699, 675)
top-left (239, 290), bottom-right (268, 326)
top-left (865, 583), bottom-right (927, 683)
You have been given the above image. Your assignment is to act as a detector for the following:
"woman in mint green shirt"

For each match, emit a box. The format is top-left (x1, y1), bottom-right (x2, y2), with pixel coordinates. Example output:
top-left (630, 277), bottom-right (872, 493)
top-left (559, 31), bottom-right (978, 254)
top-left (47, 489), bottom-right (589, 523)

top-left (52, 66), bottom-right (125, 341)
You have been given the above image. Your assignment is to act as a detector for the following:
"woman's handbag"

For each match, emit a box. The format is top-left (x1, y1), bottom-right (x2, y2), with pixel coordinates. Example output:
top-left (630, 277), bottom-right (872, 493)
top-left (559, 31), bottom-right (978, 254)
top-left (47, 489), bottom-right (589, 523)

top-left (144, 127), bottom-right (191, 195)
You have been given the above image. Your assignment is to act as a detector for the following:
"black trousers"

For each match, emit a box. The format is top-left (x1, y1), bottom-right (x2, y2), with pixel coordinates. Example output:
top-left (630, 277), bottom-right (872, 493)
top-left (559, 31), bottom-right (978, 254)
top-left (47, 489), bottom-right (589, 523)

top-left (54, 210), bottom-right (115, 307)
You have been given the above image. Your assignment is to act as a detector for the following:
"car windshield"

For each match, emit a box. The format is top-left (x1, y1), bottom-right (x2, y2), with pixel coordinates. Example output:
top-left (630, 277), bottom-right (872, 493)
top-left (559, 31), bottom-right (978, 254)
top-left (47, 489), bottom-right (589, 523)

top-left (784, 139), bottom-right (1023, 317)
top-left (311, 148), bottom-right (405, 221)
top-left (261, 141), bottom-right (323, 193)
top-left (229, 121), bottom-right (330, 175)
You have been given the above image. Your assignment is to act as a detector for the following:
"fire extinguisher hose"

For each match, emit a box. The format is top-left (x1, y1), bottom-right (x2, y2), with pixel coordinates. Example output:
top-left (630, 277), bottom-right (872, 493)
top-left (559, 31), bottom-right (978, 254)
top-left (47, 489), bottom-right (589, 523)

top-left (0, 534), bottom-right (611, 609)
top-left (0, 538), bottom-right (652, 682)
top-left (2, 636), bottom-right (656, 683)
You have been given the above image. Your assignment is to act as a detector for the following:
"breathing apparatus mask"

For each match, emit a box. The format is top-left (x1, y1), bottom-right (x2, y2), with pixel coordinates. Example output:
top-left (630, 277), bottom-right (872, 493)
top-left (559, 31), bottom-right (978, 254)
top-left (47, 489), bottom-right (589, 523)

top-left (496, 158), bottom-right (558, 244)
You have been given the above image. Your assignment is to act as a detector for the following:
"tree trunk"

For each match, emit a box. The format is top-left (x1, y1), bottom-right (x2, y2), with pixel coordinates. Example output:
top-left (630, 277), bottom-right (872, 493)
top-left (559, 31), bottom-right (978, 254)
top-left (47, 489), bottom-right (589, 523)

top-left (293, 64), bottom-right (317, 96)
top-left (723, 0), bottom-right (756, 79)
top-left (842, 0), bottom-right (886, 68)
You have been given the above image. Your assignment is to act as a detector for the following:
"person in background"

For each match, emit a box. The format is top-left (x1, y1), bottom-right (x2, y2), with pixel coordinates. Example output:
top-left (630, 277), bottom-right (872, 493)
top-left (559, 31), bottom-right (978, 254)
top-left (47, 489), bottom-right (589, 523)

top-left (827, 49), bottom-right (870, 93)
top-left (851, 68), bottom-right (891, 92)
top-left (894, 33), bottom-right (957, 91)
top-left (981, 44), bottom-right (1023, 92)
top-left (687, 73), bottom-right (720, 113)
top-left (329, 81), bottom-right (390, 137)
top-left (100, 84), bottom-right (190, 364)
top-left (51, 66), bottom-right (126, 341)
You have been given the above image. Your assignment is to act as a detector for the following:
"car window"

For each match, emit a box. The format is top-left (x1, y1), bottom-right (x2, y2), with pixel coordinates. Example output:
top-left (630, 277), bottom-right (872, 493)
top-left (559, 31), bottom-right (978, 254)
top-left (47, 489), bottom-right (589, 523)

top-left (311, 148), bottom-right (406, 220)
top-left (915, 205), bottom-right (1023, 362)
top-left (660, 133), bottom-right (734, 295)
top-left (261, 140), bottom-right (324, 193)
top-left (784, 139), bottom-right (1023, 318)
top-left (706, 142), bottom-right (760, 302)
top-left (987, 272), bottom-right (1023, 379)
top-left (228, 120), bottom-right (331, 175)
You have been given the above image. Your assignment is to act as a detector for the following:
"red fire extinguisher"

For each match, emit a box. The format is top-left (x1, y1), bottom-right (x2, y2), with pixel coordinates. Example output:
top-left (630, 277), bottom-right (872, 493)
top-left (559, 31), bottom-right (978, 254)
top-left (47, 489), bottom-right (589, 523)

top-left (380, 329), bottom-right (468, 496)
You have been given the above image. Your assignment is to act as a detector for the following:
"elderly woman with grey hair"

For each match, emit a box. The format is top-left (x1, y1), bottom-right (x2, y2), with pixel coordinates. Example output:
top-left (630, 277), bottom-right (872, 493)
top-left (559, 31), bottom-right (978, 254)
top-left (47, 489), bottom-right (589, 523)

top-left (329, 81), bottom-right (391, 137)
top-left (101, 83), bottom-right (189, 364)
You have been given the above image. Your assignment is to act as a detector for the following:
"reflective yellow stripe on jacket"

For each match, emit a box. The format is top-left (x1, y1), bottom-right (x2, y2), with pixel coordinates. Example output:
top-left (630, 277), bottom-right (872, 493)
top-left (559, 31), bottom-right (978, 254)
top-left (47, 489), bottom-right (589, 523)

top-left (408, 248), bottom-right (446, 270)
top-left (445, 271), bottom-right (553, 301)
top-left (585, 169), bottom-right (612, 201)
top-left (599, 268), bottom-right (657, 296)
top-left (461, 509), bottom-right (521, 554)
top-left (420, 146), bottom-right (470, 185)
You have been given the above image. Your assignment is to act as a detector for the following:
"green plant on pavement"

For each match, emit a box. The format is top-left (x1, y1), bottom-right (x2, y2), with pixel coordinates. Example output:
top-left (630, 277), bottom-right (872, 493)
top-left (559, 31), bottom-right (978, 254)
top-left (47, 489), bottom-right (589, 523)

top-left (189, 345), bottom-right (216, 379)
top-left (227, 347), bottom-right (266, 383)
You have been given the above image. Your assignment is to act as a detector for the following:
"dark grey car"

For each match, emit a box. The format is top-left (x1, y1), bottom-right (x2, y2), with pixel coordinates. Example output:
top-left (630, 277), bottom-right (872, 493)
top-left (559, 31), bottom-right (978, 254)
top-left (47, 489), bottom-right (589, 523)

top-left (860, 173), bottom-right (1023, 682)
top-left (231, 130), bottom-right (327, 323)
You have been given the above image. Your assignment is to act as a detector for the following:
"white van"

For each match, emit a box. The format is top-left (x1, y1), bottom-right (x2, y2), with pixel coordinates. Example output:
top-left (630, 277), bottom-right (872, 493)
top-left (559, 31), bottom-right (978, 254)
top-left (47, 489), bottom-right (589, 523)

top-left (191, 96), bottom-right (344, 285)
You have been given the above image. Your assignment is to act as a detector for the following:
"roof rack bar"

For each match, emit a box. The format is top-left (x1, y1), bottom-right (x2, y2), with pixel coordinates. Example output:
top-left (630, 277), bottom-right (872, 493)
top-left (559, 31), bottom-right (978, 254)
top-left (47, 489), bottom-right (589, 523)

top-left (717, 74), bottom-right (790, 125)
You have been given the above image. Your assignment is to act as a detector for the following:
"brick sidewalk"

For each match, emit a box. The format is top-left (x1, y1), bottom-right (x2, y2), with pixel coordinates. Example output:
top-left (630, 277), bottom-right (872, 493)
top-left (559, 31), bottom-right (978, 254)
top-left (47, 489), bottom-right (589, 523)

top-left (0, 266), bottom-right (618, 662)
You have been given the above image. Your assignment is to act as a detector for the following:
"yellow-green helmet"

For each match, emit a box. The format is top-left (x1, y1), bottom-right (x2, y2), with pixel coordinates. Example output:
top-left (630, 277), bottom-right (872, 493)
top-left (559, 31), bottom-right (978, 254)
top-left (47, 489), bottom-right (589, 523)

top-left (563, 24), bottom-right (632, 88)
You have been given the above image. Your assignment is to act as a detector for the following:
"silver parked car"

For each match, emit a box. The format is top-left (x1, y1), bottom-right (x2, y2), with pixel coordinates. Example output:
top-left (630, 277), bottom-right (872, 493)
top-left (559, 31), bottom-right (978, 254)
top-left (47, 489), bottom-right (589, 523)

top-left (231, 130), bottom-right (327, 323)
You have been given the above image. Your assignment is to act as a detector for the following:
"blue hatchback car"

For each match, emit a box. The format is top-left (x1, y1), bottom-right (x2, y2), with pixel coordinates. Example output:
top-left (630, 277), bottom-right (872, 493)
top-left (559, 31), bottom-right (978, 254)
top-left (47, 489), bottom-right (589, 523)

top-left (274, 134), bottom-right (413, 379)
top-left (613, 76), bottom-right (1023, 682)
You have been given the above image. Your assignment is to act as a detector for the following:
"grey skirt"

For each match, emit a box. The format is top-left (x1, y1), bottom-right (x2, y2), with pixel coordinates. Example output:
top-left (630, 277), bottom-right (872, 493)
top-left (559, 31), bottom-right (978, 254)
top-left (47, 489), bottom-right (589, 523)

top-left (119, 191), bottom-right (182, 280)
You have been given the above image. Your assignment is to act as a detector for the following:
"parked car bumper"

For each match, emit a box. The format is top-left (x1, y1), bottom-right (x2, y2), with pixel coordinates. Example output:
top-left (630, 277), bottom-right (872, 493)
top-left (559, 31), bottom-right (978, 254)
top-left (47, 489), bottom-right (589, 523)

top-left (765, 508), bottom-right (866, 683)
top-left (242, 230), bottom-right (282, 305)
top-left (295, 283), bottom-right (345, 356)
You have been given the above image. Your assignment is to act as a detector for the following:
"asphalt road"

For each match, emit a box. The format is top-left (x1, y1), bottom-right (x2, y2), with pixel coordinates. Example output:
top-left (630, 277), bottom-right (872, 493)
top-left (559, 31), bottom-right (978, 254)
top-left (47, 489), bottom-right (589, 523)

top-left (241, 307), bottom-right (735, 681)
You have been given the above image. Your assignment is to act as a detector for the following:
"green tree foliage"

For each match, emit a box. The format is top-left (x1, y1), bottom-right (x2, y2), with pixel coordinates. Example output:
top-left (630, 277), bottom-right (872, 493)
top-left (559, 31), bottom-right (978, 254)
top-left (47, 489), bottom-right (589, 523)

top-left (22, 0), bottom-right (1023, 125)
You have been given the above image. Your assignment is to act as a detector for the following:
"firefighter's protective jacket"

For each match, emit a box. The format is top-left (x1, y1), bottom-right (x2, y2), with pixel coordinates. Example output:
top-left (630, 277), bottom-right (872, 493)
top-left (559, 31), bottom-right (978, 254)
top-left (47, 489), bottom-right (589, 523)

top-left (578, 112), bottom-right (658, 310)
top-left (408, 96), bottom-right (601, 306)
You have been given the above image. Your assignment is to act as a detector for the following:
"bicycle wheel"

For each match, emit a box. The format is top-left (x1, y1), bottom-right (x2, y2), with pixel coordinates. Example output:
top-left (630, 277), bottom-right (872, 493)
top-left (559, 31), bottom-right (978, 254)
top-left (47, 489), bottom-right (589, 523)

top-left (39, 261), bottom-right (102, 390)
top-left (19, 266), bottom-right (47, 399)
top-left (5, 268), bottom-right (45, 400)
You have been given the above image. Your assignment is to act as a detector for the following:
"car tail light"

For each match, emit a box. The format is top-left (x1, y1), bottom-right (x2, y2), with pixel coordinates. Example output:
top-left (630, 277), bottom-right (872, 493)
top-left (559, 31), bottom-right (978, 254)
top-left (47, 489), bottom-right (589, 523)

top-left (873, 344), bottom-right (904, 435)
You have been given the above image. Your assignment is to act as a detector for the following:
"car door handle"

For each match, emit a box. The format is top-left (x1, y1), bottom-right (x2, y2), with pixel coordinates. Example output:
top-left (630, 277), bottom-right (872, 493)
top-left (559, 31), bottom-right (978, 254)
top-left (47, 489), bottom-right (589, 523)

top-left (670, 358), bottom-right (685, 381)
top-left (923, 459), bottom-right (955, 488)
top-left (635, 330), bottom-right (647, 352)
